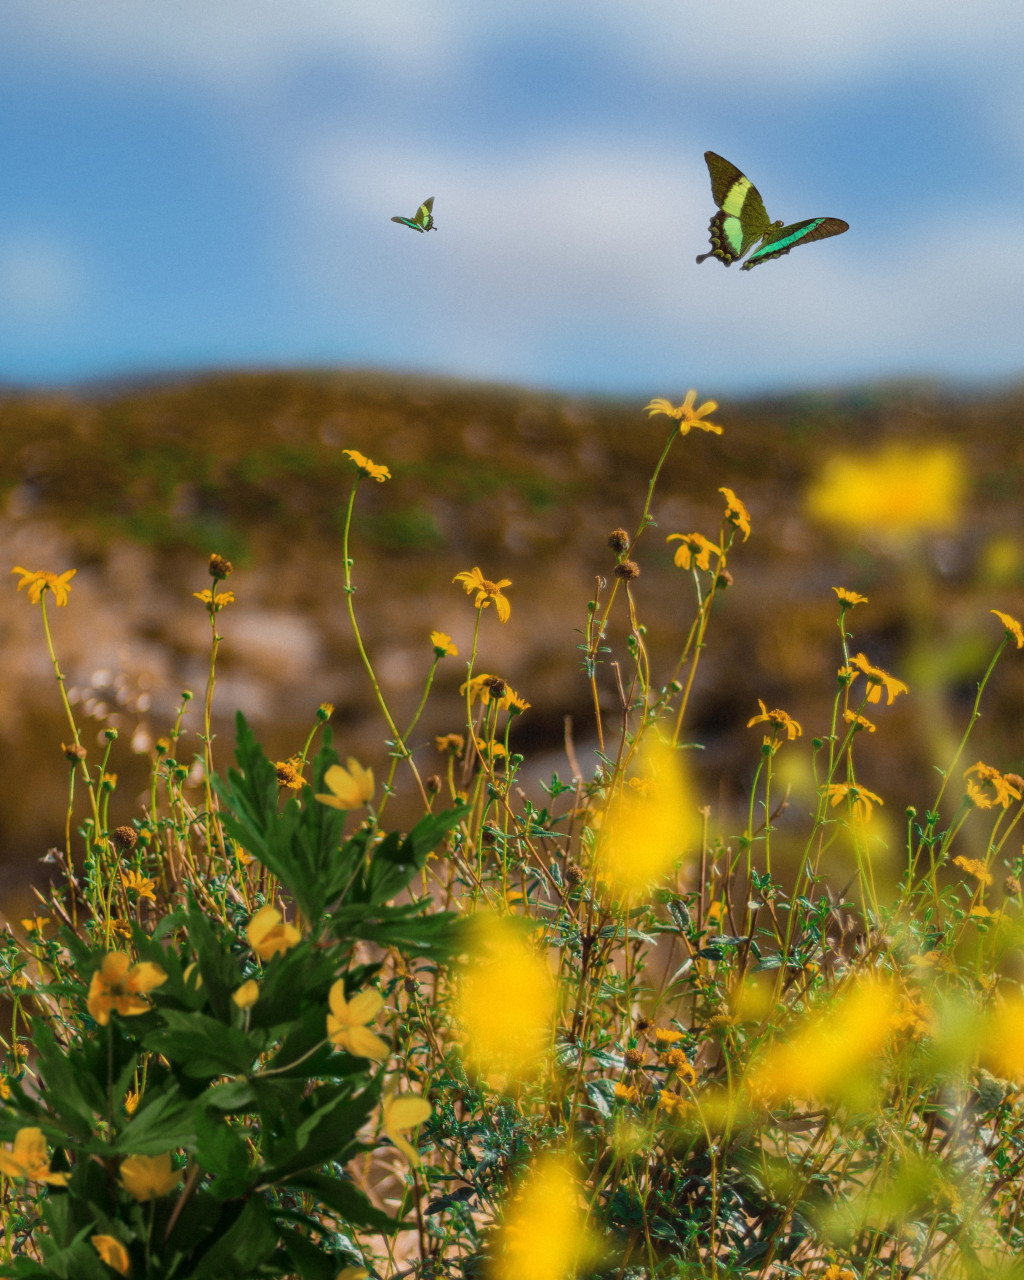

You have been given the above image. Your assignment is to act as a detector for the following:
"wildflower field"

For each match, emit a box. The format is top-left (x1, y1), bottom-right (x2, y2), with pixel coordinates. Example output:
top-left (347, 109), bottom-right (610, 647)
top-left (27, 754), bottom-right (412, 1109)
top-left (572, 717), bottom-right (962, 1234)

top-left (4, 380), bottom-right (1024, 1280)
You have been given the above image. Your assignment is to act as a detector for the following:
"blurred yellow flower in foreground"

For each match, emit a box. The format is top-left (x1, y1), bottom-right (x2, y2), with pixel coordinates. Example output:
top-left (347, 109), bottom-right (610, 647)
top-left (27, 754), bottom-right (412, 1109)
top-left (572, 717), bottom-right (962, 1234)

top-left (92, 1235), bottom-right (131, 1276)
top-left (457, 914), bottom-right (556, 1084)
top-left (119, 1151), bottom-right (182, 1201)
top-left (0, 1128), bottom-right (68, 1186)
top-left (11, 566), bottom-right (77, 606)
top-left (595, 739), bottom-right (699, 902)
top-left (979, 993), bottom-right (1024, 1082)
top-left (247, 904), bottom-right (301, 960)
top-left (316, 759), bottom-right (375, 809)
top-left (747, 977), bottom-right (899, 1105)
top-left (87, 952), bottom-right (167, 1026)
top-left (806, 444), bottom-right (964, 540)
top-left (491, 1153), bottom-right (600, 1280)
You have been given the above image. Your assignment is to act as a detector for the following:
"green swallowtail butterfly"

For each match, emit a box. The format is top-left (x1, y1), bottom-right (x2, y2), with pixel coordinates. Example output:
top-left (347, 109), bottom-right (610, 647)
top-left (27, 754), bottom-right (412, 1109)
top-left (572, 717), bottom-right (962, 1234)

top-left (391, 197), bottom-right (436, 233)
top-left (696, 152), bottom-right (847, 271)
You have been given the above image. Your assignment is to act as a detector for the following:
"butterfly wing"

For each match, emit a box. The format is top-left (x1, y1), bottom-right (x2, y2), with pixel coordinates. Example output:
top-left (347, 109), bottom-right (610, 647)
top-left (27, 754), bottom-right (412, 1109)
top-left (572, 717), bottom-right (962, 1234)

top-left (696, 152), bottom-right (772, 266)
top-left (391, 197), bottom-right (437, 232)
top-left (740, 216), bottom-right (849, 270)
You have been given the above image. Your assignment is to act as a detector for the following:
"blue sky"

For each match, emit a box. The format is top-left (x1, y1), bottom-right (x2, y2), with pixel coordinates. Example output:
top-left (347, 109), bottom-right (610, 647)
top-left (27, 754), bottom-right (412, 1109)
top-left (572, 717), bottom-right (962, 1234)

top-left (0, 0), bottom-right (1021, 397)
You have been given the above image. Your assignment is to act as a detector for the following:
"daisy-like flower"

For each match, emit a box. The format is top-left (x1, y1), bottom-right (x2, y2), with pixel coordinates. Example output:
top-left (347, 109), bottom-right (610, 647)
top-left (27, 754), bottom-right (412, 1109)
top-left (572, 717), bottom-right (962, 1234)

top-left (992, 610), bottom-right (1024, 650)
top-left (747, 699), bottom-right (802, 742)
top-left (834, 587), bottom-right (869, 608)
top-left (381, 1085), bottom-right (432, 1167)
top-left (192, 588), bottom-right (234, 610)
top-left (315, 759), bottom-right (375, 809)
top-left (847, 653), bottom-right (909, 705)
top-left (119, 1151), bottom-right (182, 1201)
top-left (92, 1235), bottom-right (131, 1276)
top-left (121, 870), bottom-right (157, 904)
top-left (275, 757), bottom-right (306, 790)
top-left (965, 761), bottom-right (1021, 809)
top-left (87, 953), bottom-right (167, 1026)
top-left (11, 566), bottom-right (77, 606)
top-left (719, 487), bottom-right (751, 541)
top-left (843, 710), bottom-right (876, 733)
top-left (0, 1128), bottom-right (69, 1186)
top-left (827, 782), bottom-right (884, 823)
top-left (430, 630), bottom-right (458, 658)
top-left (453, 567), bottom-right (512, 623)
top-left (247, 904), bottom-right (301, 960)
top-left (343, 449), bottom-right (391, 483)
top-left (460, 674), bottom-right (527, 712)
top-left (326, 982), bottom-right (390, 1058)
top-left (953, 855), bottom-right (994, 886)
top-left (435, 732), bottom-right (465, 756)
top-left (666, 532), bottom-right (719, 571)
top-left (644, 391), bottom-right (723, 436)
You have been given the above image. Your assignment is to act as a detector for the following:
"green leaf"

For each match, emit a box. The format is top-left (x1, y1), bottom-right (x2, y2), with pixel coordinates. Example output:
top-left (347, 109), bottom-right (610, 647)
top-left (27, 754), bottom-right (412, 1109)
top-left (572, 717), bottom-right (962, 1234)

top-left (143, 1009), bottom-right (255, 1077)
top-left (111, 1084), bottom-right (197, 1153)
top-left (285, 1171), bottom-right (405, 1232)
top-left (183, 1197), bottom-right (278, 1280)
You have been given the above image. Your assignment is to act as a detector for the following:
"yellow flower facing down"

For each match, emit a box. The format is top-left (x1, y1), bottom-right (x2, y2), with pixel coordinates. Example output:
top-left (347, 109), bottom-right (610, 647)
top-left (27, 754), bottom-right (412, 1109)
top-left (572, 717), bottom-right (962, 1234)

top-left (119, 1151), bottom-right (182, 1201)
top-left (247, 904), bottom-right (301, 961)
top-left (327, 982), bottom-right (390, 1059)
top-left (666, 532), bottom-right (719, 571)
top-left (453, 567), bottom-right (512, 623)
top-left (315, 759), bottom-right (375, 810)
top-left (644, 390), bottom-right (723, 436)
top-left (719, 487), bottom-right (750, 541)
top-left (0, 1127), bottom-right (69, 1186)
top-left (456, 914), bottom-right (557, 1084)
top-left (87, 953), bottom-right (168, 1026)
top-left (92, 1235), bottom-right (131, 1276)
top-left (846, 652), bottom-right (909, 705)
top-left (11, 566), bottom-right (77, 606)
top-left (827, 782), bottom-right (885, 824)
top-left (992, 610), bottom-right (1024, 649)
top-left (192, 588), bottom-right (234, 610)
top-left (381, 1085), bottom-right (432, 1167)
top-left (430, 629), bottom-right (458, 657)
top-left (806, 444), bottom-right (964, 541)
top-left (595, 739), bottom-right (700, 901)
top-left (342, 449), bottom-right (390, 482)
top-left (834, 586), bottom-right (869, 608)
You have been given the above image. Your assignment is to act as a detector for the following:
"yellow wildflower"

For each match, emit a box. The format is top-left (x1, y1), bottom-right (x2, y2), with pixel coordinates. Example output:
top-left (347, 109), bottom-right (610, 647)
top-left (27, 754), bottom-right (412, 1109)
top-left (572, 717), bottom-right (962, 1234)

top-left (342, 449), bottom-right (390, 482)
top-left (719, 487), bottom-right (751, 540)
top-left (747, 699), bottom-right (801, 742)
top-left (666, 532), bottom-right (719, 571)
top-left (118, 1151), bottom-right (181, 1201)
top-left (0, 1128), bottom-right (69, 1186)
top-left (275, 757), bottom-right (305, 790)
top-left (247, 904), bottom-right (301, 960)
top-left (233, 979), bottom-right (260, 1010)
top-left (92, 1235), bottom-right (131, 1276)
top-left (847, 652), bottom-right (908, 705)
top-left (326, 983), bottom-right (390, 1059)
top-left (381, 1085), bottom-right (432, 1167)
top-left (843, 710), bottom-right (876, 733)
top-left (20, 916), bottom-right (51, 934)
top-left (965, 761), bottom-right (1021, 809)
top-left (315, 759), bottom-right (375, 809)
top-left (644, 390), bottom-right (723, 436)
top-left (430, 630), bottom-right (458, 657)
top-left (992, 610), bottom-right (1024, 649)
top-left (453, 566), bottom-right (512, 622)
top-left (11, 566), bottom-right (77, 606)
top-left (827, 782), bottom-right (884, 824)
top-left (87, 953), bottom-right (167, 1026)
top-left (121, 870), bottom-right (157, 903)
top-left (834, 587), bottom-right (868, 607)
top-left (953, 856), bottom-right (993, 885)
top-left (192, 588), bottom-right (234, 609)
top-left (493, 1153), bottom-right (599, 1280)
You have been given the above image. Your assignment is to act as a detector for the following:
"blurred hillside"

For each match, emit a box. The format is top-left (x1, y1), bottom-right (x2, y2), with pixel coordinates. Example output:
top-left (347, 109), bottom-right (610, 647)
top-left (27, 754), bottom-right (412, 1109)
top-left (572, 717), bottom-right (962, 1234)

top-left (3, 369), bottom-right (1024, 907)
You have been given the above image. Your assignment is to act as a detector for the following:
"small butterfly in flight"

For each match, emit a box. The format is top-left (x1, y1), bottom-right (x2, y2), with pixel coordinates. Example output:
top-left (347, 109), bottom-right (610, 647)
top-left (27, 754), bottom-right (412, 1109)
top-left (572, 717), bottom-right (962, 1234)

top-left (696, 152), bottom-right (847, 270)
top-left (391, 197), bottom-right (436, 233)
